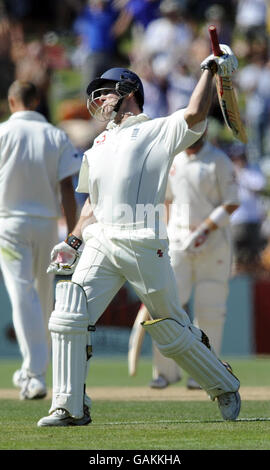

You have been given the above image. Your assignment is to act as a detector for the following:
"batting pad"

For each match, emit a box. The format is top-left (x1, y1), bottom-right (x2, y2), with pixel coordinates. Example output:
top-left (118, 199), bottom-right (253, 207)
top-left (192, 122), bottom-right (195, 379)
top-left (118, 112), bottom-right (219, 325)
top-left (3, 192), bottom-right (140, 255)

top-left (48, 281), bottom-right (92, 418)
top-left (152, 343), bottom-right (182, 383)
top-left (142, 318), bottom-right (239, 400)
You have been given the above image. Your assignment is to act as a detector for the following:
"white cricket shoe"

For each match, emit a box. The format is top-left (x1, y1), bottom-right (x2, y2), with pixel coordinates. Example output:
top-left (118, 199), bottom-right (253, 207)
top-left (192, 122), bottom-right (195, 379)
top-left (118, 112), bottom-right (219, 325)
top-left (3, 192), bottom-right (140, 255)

top-left (21, 376), bottom-right (47, 400)
top-left (13, 370), bottom-right (47, 399)
top-left (13, 369), bottom-right (27, 388)
top-left (37, 407), bottom-right (92, 427)
top-left (217, 391), bottom-right (241, 421)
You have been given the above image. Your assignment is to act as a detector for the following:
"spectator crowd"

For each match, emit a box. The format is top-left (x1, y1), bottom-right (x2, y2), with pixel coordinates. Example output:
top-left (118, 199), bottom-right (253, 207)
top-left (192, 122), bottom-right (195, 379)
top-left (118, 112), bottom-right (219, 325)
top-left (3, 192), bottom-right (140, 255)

top-left (1, 0), bottom-right (270, 276)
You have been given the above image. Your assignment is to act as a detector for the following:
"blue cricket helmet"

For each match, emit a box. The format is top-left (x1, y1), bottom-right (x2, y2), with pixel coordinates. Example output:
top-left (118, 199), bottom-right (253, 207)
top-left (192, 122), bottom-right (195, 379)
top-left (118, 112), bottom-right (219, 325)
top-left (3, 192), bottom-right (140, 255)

top-left (86, 67), bottom-right (144, 108)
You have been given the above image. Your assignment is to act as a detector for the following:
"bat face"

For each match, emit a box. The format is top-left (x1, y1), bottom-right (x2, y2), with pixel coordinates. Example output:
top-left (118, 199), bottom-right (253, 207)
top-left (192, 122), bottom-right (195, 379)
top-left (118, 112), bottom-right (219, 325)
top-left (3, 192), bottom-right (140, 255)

top-left (208, 25), bottom-right (248, 144)
top-left (215, 75), bottom-right (248, 144)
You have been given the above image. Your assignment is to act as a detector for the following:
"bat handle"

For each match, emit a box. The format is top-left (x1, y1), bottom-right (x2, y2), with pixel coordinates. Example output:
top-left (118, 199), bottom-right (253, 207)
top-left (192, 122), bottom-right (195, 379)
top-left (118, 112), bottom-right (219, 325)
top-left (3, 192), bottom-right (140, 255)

top-left (208, 25), bottom-right (223, 56)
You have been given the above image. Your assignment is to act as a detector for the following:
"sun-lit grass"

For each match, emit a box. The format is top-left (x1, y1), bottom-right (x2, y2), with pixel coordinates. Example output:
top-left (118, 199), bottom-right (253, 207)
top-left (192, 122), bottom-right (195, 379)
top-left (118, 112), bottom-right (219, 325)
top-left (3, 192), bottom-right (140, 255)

top-left (1, 356), bottom-right (270, 452)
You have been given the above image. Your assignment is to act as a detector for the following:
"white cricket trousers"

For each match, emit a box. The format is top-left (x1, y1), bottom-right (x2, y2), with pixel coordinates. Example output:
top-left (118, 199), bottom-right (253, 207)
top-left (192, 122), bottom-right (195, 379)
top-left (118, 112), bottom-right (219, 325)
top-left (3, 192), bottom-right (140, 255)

top-left (0, 216), bottom-right (58, 376)
top-left (69, 224), bottom-right (239, 404)
top-left (72, 223), bottom-right (190, 326)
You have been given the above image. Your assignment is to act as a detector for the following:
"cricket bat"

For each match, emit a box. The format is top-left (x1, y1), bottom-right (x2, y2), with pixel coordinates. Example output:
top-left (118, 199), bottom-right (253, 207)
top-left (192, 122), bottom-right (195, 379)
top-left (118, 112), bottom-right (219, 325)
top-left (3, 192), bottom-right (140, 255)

top-left (128, 304), bottom-right (150, 376)
top-left (208, 25), bottom-right (248, 144)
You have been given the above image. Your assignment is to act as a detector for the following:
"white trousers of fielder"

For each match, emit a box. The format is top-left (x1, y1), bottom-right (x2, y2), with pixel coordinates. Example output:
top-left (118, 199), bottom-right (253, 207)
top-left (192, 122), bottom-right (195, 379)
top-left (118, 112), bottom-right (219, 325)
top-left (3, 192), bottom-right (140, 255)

top-left (0, 216), bottom-right (58, 377)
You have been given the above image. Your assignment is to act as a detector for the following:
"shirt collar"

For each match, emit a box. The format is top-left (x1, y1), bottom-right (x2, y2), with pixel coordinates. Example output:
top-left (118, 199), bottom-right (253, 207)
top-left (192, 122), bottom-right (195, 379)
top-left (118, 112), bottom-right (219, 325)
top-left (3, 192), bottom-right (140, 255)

top-left (106, 113), bottom-right (150, 130)
top-left (9, 111), bottom-right (48, 123)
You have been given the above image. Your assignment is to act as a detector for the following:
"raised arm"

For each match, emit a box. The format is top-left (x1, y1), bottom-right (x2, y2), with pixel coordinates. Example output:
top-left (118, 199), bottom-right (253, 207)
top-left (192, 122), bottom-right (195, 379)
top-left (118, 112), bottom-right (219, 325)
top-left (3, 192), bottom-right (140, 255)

top-left (184, 70), bottom-right (214, 129)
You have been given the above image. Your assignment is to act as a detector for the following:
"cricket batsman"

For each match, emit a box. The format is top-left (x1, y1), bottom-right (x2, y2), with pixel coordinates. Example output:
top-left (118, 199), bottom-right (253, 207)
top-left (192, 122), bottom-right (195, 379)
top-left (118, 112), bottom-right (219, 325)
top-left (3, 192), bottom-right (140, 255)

top-left (38, 44), bottom-right (241, 427)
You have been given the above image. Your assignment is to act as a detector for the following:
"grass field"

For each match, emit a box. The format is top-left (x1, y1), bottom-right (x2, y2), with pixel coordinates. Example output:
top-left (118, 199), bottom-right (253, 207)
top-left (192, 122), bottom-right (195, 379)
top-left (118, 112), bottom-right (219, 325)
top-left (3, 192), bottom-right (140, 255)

top-left (1, 355), bottom-right (270, 457)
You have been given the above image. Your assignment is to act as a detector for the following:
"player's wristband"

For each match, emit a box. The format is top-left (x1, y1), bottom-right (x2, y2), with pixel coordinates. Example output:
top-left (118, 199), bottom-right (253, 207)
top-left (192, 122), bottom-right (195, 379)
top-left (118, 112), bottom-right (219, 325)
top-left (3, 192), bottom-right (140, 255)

top-left (209, 206), bottom-right (230, 228)
top-left (65, 233), bottom-right (83, 250)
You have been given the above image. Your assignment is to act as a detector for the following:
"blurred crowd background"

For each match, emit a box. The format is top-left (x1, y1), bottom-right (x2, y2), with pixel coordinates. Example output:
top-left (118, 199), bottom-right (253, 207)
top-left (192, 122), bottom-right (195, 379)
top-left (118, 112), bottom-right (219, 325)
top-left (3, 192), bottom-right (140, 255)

top-left (1, 0), bottom-right (270, 278)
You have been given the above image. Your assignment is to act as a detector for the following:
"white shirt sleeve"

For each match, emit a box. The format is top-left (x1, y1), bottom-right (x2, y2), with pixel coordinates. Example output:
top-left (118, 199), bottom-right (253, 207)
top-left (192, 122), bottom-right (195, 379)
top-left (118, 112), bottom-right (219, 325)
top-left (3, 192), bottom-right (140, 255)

top-left (158, 108), bottom-right (207, 157)
top-left (58, 131), bottom-right (82, 181)
top-left (76, 154), bottom-right (89, 193)
top-left (215, 152), bottom-right (240, 205)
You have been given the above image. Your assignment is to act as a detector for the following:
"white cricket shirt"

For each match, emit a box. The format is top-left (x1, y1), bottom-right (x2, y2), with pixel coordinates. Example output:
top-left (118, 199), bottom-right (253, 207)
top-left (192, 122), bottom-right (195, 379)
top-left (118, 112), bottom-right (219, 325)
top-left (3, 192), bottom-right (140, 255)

top-left (0, 111), bottom-right (81, 218)
top-left (77, 109), bottom-right (207, 228)
top-left (166, 141), bottom-right (239, 245)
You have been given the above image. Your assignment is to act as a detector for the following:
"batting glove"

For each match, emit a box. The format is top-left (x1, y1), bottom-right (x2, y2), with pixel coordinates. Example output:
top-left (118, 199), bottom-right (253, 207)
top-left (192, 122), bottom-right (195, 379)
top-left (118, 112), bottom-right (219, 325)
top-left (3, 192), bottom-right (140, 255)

top-left (47, 234), bottom-right (82, 275)
top-left (182, 223), bottom-right (210, 254)
top-left (200, 44), bottom-right (238, 77)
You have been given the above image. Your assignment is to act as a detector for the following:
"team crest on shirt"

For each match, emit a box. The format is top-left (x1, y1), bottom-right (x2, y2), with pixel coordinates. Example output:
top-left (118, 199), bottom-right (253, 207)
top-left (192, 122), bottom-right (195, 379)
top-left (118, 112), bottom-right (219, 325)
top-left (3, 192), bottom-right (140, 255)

top-left (131, 128), bottom-right (139, 140)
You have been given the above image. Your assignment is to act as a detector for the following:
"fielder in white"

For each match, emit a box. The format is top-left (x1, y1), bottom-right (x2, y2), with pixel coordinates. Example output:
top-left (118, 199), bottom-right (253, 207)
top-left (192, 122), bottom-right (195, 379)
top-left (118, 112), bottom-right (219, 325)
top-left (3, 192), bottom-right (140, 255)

top-left (131, 133), bottom-right (240, 390)
top-left (0, 81), bottom-right (81, 399)
top-left (38, 45), bottom-right (241, 427)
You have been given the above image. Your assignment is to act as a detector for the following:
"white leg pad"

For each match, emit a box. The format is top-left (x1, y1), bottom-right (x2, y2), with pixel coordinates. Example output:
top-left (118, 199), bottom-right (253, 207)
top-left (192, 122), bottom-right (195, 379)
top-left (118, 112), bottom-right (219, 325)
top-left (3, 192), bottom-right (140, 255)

top-left (152, 343), bottom-right (182, 383)
top-left (48, 281), bottom-right (92, 418)
top-left (143, 318), bottom-right (239, 400)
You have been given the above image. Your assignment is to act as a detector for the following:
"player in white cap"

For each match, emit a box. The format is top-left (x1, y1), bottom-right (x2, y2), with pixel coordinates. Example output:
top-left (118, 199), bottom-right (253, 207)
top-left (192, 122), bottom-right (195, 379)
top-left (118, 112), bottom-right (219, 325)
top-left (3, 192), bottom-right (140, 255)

top-left (38, 46), bottom-right (241, 427)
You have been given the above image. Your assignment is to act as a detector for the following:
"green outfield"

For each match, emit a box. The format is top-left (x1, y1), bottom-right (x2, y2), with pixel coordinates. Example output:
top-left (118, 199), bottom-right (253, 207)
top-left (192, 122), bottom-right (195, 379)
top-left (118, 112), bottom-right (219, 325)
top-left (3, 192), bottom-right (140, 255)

top-left (1, 356), bottom-right (270, 451)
